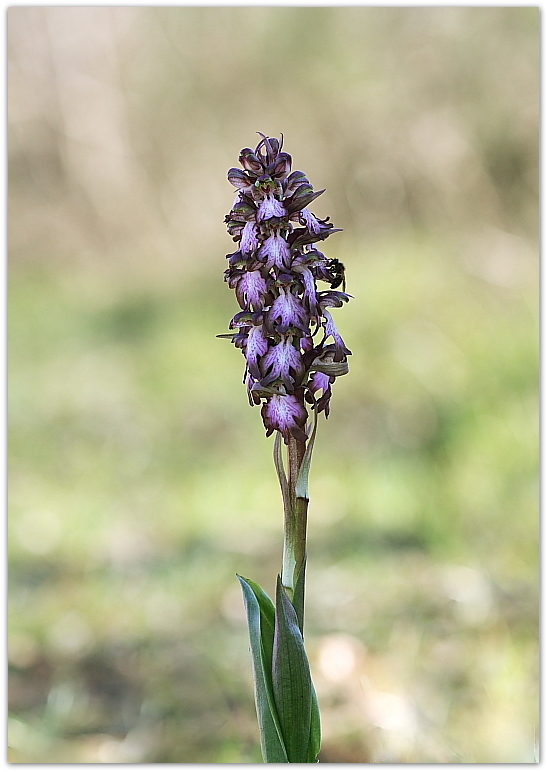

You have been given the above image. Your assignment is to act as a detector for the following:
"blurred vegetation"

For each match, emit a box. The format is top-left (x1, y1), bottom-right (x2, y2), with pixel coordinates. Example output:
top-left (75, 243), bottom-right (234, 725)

top-left (8, 7), bottom-right (538, 763)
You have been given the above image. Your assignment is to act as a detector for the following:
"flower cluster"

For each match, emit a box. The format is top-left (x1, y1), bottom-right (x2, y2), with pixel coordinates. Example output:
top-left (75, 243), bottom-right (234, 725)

top-left (221, 134), bottom-right (351, 443)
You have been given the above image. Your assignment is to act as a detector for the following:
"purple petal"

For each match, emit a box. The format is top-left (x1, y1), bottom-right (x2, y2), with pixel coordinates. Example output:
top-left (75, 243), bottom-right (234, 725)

top-left (261, 393), bottom-right (308, 443)
top-left (318, 290), bottom-right (352, 308)
top-left (308, 371), bottom-right (334, 416)
top-left (268, 288), bottom-right (308, 331)
top-left (261, 338), bottom-right (303, 387)
top-left (240, 221), bottom-right (259, 255)
top-left (323, 310), bottom-right (352, 361)
top-left (245, 324), bottom-right (269, 378)
top-left (239, 148), bottom-right (264, 175)
top-left (271, 152), bottom-right (292, 180)
top-left (236, 270), bottom-right (268, 311)
top-left (298, 266), bottom-right (318, 312)
top-left (310, 370), bottom-right (332, 395)
top-left (257, 195), bottom-right (286, 221)
top-left (299, 208), bottom-right (323, 235)
top-left (300, 335), bottom-right (314, 352)
top-left (258, 234), bottom-right (291, 270)
top-left (284, 171), bottom-right (309, 197)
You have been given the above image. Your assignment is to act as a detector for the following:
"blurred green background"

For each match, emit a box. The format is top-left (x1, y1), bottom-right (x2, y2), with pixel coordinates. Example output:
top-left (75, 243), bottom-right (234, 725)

top-left (8, 7), bottom-right (538, 763)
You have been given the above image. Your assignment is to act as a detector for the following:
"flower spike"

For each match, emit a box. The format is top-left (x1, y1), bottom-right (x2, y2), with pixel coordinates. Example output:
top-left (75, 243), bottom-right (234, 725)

top-left (220, 134), bottom-right (351, 443)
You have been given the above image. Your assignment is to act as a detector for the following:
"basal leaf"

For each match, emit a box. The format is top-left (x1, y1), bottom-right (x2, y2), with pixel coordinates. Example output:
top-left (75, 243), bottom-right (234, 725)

top-left (237, 576), bottom-right (288, 763)
top-left (307, 682), bottom-right (322, 762)
top-left (272, 576), bottom-right (313, 763)
top-left (239, 575), bottom-right (276, 673)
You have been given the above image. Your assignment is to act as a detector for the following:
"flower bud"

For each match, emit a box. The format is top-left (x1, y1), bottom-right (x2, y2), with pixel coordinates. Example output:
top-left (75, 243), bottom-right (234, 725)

top-left (228, 168), bottom-right (253, 189)
top-left (284, 171), bottom-right (309, 197)
top-left (239, 148), bottom-right (264, 174)
top-left (270, 152), bottom-right (292, 180)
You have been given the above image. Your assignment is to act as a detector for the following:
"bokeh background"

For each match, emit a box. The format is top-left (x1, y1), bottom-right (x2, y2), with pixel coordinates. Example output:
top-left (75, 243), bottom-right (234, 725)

top-left (8, 6), bottom-right (538, 763)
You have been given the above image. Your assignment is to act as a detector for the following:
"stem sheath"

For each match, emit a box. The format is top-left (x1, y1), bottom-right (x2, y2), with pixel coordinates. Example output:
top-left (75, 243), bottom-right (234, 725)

top-left (281, 436), bottom-right (308, 598)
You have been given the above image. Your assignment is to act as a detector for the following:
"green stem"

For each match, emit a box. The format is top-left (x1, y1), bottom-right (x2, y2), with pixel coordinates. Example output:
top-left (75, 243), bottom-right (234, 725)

top-left (281, 435), bottom-right (308, 600)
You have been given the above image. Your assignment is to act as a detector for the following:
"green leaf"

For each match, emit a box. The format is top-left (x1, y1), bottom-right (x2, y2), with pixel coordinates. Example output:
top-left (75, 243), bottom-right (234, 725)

top-left (240, 575), bottom-right (276, 673)
top-left (272, 576), bottom-right (313, 762)
top-left (307, 683), bottom-right (321, 762)
top-left (237, 576), bottom-right (288, 763)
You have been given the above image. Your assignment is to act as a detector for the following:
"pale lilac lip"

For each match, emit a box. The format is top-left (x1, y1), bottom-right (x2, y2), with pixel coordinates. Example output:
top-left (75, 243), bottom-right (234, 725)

top-left (257, 195), bottom-right (286, 222)
top-left (261, 393), bottom-right (308, 444)
top-left (261, 337), bottom-right (304, 391)
top-left (240, 221), bottom-right (259, 255)
top-left (258, 233), bottom-right (291, 270)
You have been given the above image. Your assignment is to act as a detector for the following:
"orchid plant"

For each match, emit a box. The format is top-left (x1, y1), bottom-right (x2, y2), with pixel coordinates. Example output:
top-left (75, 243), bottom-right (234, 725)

top-left (220, 134), bottom-right (351, 763)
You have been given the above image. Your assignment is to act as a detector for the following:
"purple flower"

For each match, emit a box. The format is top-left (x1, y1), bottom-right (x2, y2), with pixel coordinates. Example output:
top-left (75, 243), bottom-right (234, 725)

top-left (231, 270), bottom-right (268, 312)
top-left (299, 208), bottom-right (323, 235)
top-left (322, 310), bottom-right (351, 362)
top-left (245, 322), bottom-right (269, 379)
top-left (258, 233), bottom-right (291, 270)
top-left (307, 370), bottom-right (334, 417)
top-left (241, 221), bottom-right (259, 255)
top-left (267, 287), bottom-right (308, 332)
top-left (261, 336), bottom-right (303, 389)
top-left (309, 370), bottom-right (331, 394)
top-left (261, 393), bottom-right (308, 443)
top-left (257, 195), bottom-right (286, 222)
top-left (294, 265), bottom-right (318, 314)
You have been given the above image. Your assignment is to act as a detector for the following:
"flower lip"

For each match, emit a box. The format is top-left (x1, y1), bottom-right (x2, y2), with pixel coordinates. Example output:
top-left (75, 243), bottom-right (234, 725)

top-left (231, 269), bottom-right (268, 312)
top-left (240, 221), bottom-right (260, 256)
top-left (261, 336), bottom-right (304, 389)
top-left (267, 287), bottom-right (308, 333)
top-left (307, 370), bottom-right (334, 416)
top-left (321, 311), bottom-right (352, 362)
top-left (257, 196), bottom-right (286, 223)
top-left (258, 233), bottom-right (291, 269)
top-left (245, 322), bottom-right (269, 379)
top-left (261, 392), bottom-right (308, 443)
top-left (299, 208), bottom-right (324, 235)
